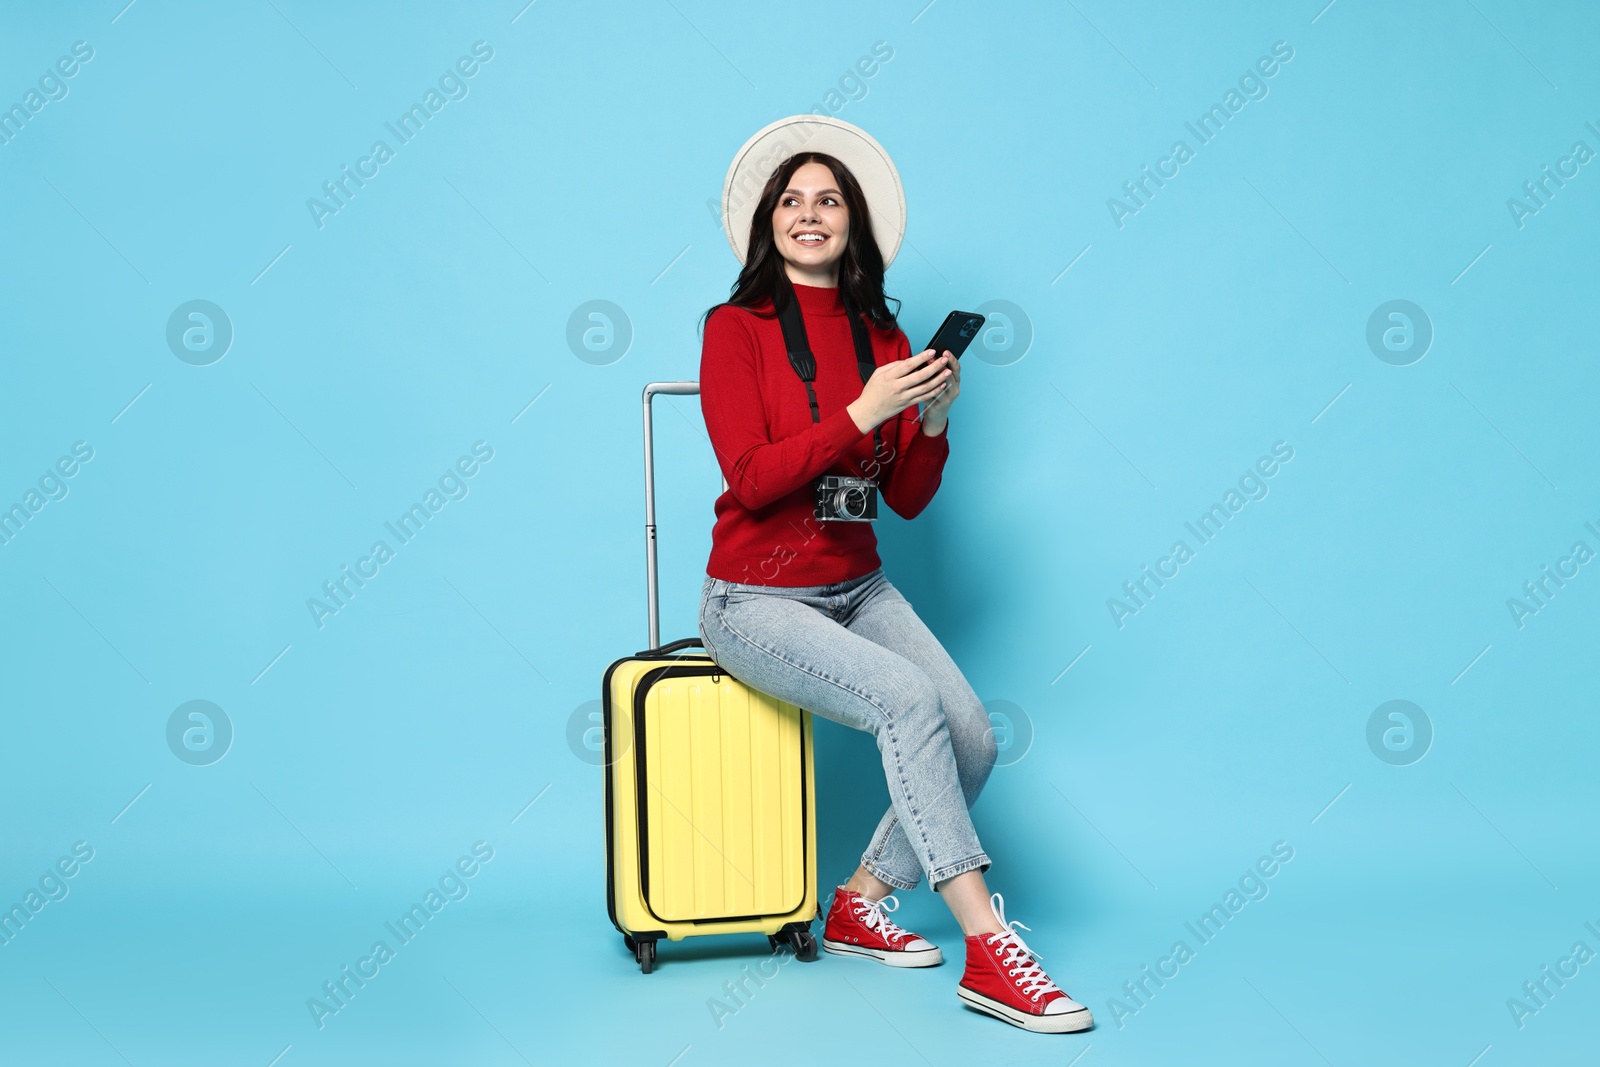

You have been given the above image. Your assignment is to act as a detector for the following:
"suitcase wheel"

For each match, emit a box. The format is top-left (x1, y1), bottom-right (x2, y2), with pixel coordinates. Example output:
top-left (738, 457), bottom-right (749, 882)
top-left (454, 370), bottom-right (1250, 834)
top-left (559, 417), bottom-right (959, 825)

top-left (773, 927), bottom-right (818, 962)
top-left (635, 938), bottom-right (656, 974)
top-left (792, 930), bottom-right (818, 962)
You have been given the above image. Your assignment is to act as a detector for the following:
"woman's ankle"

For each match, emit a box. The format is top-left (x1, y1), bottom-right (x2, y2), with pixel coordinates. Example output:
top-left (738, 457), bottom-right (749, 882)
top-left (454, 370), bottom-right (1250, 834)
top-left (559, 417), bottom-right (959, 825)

top-left (843, 866), bottom-right (895, 900)
top-left (935, 871), bottom-right (1007, 936)
top-left (950, 895), bottom-right (1005, 937)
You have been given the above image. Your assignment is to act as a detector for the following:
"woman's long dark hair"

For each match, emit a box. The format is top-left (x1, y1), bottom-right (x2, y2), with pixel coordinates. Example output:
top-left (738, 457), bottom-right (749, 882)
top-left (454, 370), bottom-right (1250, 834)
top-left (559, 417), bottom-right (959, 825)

top-left (698, 151), bottom-right (901, 336)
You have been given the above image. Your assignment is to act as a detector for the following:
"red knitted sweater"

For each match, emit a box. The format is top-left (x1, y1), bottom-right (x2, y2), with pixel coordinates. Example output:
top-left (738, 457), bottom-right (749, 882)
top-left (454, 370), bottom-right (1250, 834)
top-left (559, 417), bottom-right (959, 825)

top-left (700, 281), bottom-right (950, 586)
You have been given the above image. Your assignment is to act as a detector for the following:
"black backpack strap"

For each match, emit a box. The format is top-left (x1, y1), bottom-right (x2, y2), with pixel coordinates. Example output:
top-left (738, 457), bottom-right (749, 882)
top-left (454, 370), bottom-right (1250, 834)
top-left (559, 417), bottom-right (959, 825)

top-left (774, 274), bottom-right (821, 425)
top-left (841, 289), bottom-right (886, 460)
top-left (774, 274), bottom-right (885, 459)
top-left (843, 295), bottom-right (877, 389)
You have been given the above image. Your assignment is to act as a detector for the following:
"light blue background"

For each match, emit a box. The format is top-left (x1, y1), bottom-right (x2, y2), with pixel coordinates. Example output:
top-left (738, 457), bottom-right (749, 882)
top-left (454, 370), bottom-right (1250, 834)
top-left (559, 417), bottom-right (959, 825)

top-left (2, 1), bottom-right (1596, 1064)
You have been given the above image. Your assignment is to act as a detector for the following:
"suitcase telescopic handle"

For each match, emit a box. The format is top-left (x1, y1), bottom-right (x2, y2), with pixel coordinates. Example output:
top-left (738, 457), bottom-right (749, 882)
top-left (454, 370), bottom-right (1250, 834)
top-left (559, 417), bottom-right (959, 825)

top-left (642, 382), bottom-right (728, 651)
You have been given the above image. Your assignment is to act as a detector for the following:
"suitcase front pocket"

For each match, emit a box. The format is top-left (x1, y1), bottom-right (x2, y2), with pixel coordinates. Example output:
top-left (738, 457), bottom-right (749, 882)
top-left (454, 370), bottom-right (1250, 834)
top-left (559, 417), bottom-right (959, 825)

top-left (634, 665), bottom-right (809, 924)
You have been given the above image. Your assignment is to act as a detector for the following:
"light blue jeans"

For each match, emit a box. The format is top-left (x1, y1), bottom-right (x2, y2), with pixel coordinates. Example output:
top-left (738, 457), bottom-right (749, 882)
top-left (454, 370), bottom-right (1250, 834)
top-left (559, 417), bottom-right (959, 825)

top-left (697, 566), bottom-right (996, 890)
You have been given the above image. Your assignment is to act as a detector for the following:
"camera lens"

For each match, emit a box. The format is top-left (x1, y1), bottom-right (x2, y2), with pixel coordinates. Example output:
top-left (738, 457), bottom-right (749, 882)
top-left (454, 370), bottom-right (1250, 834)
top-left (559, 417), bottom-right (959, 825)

top-left (840, 487), bottom-right (867, 519)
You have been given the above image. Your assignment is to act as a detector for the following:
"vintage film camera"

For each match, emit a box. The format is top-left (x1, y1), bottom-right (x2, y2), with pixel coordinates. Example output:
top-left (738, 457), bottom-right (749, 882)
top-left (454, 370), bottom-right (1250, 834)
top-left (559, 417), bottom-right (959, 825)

top-left (814, 474), bottom-right (879, 522)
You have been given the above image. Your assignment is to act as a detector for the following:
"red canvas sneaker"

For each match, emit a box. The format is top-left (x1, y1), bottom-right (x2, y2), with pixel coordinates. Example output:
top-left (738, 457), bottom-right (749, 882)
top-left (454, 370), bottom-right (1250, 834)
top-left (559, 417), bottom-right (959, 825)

top-left (821, 887), bottom-right (943, 967)
top-left (957, 893), bottom-right (1092, 1033)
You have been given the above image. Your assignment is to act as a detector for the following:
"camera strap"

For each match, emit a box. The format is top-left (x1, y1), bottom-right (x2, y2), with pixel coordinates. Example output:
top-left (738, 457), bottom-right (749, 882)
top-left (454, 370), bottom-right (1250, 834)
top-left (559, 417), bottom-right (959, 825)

top-left (774, 273), bottom-right (884, 459)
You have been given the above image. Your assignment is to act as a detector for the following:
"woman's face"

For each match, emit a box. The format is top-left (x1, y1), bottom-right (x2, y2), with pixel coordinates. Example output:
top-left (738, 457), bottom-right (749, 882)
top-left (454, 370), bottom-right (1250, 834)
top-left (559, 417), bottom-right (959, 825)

top-left (770, 161), bottom-right (850, 284)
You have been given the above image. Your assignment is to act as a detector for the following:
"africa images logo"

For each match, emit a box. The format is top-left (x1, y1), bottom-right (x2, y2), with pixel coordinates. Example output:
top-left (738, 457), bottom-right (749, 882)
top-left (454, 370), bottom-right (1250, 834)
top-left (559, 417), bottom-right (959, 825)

top-left (306, 41), bottom-right (495, 230)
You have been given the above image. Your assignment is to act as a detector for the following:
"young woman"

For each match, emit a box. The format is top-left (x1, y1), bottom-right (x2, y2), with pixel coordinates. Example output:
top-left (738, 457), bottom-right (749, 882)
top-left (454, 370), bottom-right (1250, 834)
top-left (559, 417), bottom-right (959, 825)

top-left (695, 117), bottom-right (1092, 1035)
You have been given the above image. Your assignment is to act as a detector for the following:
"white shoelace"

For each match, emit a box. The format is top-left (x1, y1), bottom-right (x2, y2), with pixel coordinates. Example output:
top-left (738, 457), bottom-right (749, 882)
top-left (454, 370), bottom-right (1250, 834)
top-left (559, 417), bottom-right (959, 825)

top-left (983, 893), bottom-right (1063, 1002)
top-left (853, 892), bottom-right (912, 941)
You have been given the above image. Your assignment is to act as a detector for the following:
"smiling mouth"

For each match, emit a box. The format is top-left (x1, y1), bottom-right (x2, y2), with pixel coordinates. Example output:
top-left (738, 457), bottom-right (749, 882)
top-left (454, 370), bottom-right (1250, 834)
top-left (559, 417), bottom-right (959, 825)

top-left (792, 232), bottom-right (830, 246)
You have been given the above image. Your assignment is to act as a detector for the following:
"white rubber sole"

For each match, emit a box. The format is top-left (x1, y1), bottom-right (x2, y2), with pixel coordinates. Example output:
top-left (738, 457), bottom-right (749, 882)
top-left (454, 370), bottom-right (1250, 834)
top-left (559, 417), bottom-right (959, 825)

top-left (822, 938), bottom-right (943, 968)
top-left (957, 985), bottom-right (1093, 1033)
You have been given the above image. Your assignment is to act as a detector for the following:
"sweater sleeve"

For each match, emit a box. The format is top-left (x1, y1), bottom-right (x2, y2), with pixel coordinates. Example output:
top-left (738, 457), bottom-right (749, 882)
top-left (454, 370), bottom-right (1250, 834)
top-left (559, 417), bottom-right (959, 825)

top-left (700, 306), bottom-right (868, 511)
top-left (878, 332), bottom-right (951, 520)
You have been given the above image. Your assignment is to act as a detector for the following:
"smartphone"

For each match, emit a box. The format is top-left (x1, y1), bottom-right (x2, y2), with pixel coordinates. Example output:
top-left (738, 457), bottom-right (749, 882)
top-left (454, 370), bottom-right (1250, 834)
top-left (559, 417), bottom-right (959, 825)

top-left (922, 311), bottom-right (986, 361)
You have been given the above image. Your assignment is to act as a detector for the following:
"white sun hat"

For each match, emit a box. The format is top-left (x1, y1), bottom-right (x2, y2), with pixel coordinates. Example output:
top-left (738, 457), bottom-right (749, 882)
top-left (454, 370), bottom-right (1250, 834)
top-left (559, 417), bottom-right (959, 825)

top-left (721, 114), bottom-right (906, 267)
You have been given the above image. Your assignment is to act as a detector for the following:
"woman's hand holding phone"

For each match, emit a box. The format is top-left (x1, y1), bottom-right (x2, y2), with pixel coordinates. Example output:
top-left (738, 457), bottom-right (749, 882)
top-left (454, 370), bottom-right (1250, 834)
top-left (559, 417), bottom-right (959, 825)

top-left (848, 348), bottom-right (954, 434)
top-left (918, 346), bottom-right (960, 433)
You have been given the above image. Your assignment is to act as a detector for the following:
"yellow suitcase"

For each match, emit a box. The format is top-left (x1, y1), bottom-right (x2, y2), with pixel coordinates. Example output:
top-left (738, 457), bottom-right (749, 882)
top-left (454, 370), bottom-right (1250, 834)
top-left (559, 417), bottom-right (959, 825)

top-left (602, 382), bottom-right (819, 973)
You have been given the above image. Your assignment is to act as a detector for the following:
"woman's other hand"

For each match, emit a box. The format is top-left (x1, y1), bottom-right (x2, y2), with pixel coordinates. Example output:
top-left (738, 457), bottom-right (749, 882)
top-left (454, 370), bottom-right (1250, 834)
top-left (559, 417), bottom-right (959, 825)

top-left (918, 348), bottom-right (960, 434)
top-left (848, 348), bottom-right (954, 434)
